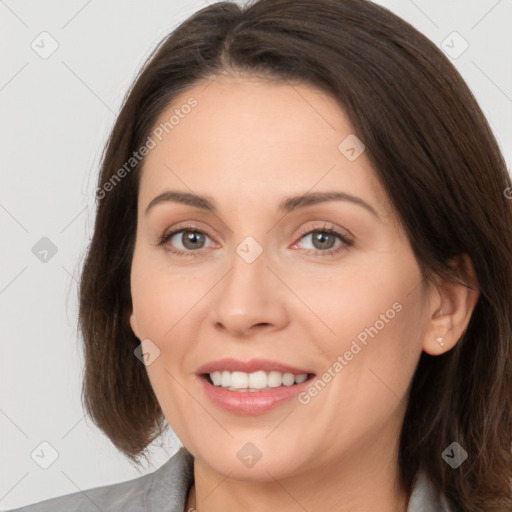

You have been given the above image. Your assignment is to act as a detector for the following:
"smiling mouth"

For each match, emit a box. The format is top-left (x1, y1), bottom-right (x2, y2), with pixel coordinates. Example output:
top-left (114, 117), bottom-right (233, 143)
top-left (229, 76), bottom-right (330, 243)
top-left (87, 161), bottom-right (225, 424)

top-left (201, 371), bottom-right (316, 392)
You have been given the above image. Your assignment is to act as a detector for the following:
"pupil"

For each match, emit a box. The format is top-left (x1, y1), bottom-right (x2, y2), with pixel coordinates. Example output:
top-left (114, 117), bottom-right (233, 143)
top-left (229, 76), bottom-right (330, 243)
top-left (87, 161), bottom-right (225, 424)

top-left (314, 231), bottom-right (334, 249)
top-left (184, 231), bottom-right (204, 249)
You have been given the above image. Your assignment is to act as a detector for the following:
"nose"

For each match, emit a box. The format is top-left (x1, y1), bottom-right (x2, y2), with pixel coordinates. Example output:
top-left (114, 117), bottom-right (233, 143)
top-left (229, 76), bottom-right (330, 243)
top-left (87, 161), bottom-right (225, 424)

top-left (208, 245), bottom-right (289, 338)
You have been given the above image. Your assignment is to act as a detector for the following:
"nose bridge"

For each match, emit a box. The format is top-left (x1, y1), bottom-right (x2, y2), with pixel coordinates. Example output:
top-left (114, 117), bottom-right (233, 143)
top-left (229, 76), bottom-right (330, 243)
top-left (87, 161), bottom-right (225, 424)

top-left (223, 234), bottom-right (270, 307)
top-left (209, 230), bottom-right (288, 334)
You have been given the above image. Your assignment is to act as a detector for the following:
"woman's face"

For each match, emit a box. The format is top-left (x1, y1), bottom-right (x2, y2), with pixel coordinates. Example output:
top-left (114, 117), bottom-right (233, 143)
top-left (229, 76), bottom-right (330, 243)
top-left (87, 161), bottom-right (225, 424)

top-left (129, 75), bottom-right (434, 481)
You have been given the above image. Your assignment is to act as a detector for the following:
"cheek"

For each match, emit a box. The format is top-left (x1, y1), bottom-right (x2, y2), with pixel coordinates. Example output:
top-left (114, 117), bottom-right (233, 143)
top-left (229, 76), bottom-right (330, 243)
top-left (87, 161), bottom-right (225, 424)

top-left (304, 255), bottom-right (424, 390)
top-left (292, 260), bottom-right (410, 344)
top-left (130, 247), bottom-right (201, 340)
top-left (130, 253), bottom-right (199, 431)
top-left (129, 253), bottom-right (200, 416)
top-left (297, 273), bottom-right (424, 447)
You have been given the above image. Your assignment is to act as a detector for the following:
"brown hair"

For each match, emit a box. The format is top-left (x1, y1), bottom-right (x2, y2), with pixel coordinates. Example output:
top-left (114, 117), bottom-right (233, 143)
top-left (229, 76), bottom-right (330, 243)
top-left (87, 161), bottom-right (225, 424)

top-left (78, 0), bottom-right (512, 510)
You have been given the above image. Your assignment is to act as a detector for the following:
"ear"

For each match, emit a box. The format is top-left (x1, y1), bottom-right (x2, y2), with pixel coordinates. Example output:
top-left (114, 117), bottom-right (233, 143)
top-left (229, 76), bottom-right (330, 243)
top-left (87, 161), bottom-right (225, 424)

top-left (129, 311), bottom-right (140, 340)
top-left (422, 254), bottom-right (479, 355)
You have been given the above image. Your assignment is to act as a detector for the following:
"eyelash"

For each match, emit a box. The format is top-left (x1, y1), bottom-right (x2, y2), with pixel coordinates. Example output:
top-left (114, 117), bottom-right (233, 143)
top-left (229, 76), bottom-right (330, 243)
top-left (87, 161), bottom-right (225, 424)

top-left (155, 222), bottom-right (354, 259)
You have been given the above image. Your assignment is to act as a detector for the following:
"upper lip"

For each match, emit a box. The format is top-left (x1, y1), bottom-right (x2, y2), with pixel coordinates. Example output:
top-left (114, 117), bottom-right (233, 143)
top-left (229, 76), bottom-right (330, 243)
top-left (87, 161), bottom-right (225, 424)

top-left (196, 358), bottom-right (314, 375)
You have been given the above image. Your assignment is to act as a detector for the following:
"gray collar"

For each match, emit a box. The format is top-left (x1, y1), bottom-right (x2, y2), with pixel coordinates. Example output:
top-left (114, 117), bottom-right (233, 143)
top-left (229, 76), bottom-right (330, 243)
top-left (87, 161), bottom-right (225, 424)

top-left (407, 469), bottom-right (452, 511)
top-left (146, 447), bottom-right (194, 511)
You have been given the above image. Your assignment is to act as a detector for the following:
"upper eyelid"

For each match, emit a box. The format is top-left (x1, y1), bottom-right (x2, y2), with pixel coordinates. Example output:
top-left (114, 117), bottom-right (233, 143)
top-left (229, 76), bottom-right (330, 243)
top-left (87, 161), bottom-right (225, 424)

top-left (163, 221), bottom-right (346, 236)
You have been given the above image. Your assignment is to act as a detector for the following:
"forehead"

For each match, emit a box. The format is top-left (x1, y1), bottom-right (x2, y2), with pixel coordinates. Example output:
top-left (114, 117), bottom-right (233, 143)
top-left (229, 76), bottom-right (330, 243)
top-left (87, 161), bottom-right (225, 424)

top-left (138, 76), bottom-right (391, 217)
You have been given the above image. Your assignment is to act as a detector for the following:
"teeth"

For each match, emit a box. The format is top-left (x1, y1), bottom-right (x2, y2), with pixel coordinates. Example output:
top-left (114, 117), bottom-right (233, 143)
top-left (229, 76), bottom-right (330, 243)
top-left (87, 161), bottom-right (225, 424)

top-left (294, 373), bottom-right (308, 384)
top-left (208, 370), bottom-right (309, 390)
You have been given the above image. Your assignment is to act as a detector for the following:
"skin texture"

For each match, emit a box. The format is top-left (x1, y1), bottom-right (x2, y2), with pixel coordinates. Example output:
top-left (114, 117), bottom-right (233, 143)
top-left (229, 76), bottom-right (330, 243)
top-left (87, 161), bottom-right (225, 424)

top-left (129, 75), bottom-right (478, 512)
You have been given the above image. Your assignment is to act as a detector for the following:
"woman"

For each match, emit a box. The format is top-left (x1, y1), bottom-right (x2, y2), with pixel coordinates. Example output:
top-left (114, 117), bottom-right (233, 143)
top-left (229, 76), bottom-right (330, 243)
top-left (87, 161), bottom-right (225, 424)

top-left (7, 0), bottom-right (512, 510)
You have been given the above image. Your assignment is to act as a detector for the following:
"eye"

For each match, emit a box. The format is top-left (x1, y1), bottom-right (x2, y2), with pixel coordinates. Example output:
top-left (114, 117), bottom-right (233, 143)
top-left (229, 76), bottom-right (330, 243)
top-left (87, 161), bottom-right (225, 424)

top-left (156, 225), bottom-right (214, 257)
top-left (293, 222), bottom-right (353, 257)
top-left (155, 222), bottom-right (353, 258)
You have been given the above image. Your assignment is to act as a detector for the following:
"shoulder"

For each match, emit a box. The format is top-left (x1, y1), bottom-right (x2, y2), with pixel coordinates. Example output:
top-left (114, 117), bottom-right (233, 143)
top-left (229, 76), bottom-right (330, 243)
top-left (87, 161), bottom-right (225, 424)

top-left (3, 447), bottom-right (194, 512)
top-left (407, 469), bottom-right (452, 512)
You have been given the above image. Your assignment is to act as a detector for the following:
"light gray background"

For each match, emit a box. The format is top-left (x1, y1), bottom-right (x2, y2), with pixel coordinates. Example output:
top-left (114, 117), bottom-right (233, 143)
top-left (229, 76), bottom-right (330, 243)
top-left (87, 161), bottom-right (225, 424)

top-left (1, 0), bottom-right (511, 509)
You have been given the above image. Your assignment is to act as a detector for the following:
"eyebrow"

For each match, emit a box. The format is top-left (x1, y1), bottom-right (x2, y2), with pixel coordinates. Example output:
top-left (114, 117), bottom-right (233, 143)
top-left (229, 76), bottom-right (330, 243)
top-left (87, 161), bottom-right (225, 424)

top-left (144, 190), bottom-right (379, 218)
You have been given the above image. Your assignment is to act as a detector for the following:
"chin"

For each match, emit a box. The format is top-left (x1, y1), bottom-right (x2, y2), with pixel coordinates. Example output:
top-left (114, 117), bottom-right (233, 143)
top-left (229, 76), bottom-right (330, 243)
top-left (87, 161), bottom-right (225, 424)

top-left (193, 442), bottom-right (310, 482)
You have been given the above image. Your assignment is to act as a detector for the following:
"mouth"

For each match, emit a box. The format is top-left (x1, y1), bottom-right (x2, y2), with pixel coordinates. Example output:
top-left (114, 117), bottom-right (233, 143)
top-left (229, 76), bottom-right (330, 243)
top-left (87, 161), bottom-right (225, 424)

top-left (201, 370), bottom-right (316, 392)
top-left (195, 357), bottom-right (317, 414)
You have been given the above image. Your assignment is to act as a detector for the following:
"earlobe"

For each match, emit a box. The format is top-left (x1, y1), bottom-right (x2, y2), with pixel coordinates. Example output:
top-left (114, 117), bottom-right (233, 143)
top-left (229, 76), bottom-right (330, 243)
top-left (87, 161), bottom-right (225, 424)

top-left (422, 254), bottom-right (479, 356)
top-left (129, 312), bottom-right (140, 339)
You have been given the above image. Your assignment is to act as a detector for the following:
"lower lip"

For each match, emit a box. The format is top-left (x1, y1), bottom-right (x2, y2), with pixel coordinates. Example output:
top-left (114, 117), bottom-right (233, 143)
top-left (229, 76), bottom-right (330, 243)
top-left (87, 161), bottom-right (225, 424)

top-left (197, 374), bottom-right (315, 415)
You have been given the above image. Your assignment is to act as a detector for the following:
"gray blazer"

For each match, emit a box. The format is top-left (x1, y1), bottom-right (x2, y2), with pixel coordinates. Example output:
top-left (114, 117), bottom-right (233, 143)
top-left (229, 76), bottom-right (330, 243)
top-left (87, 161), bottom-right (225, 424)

top-left (3, 447), bottom-right (452, 511)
